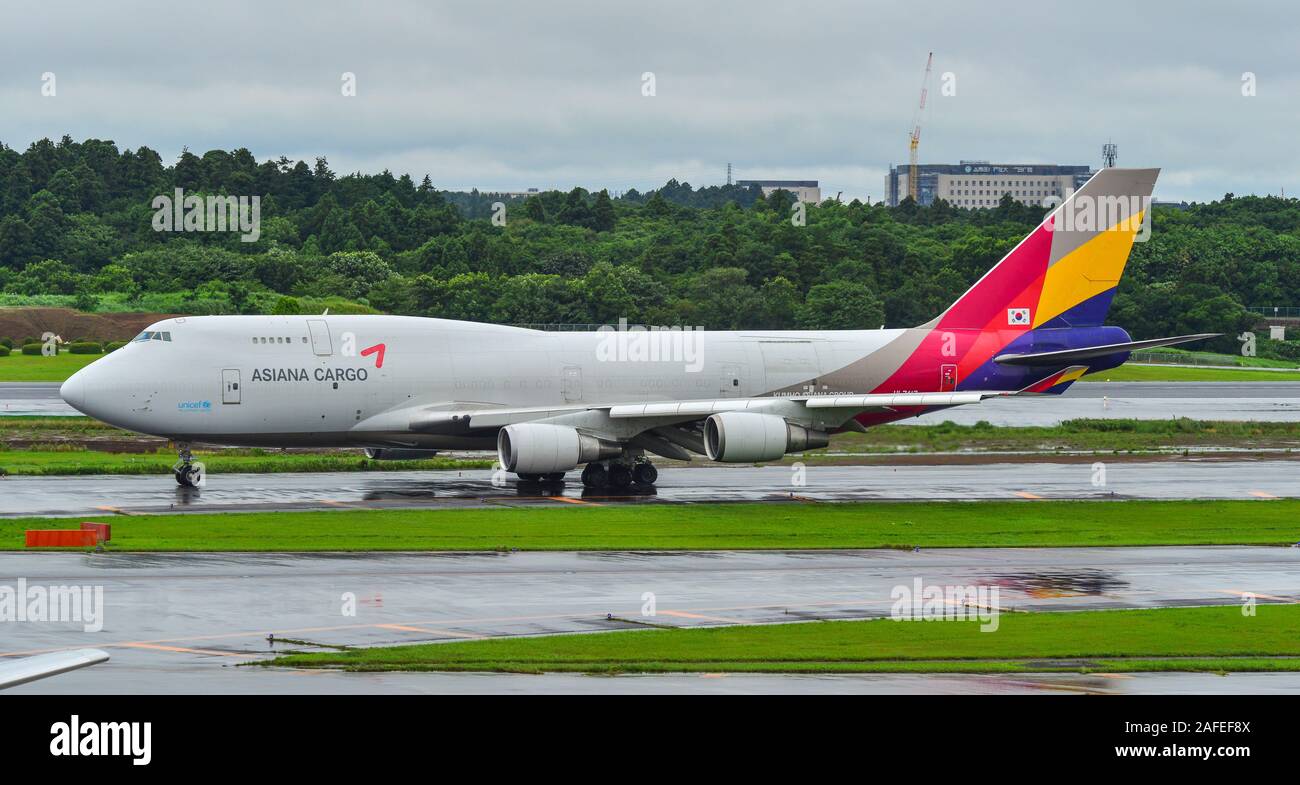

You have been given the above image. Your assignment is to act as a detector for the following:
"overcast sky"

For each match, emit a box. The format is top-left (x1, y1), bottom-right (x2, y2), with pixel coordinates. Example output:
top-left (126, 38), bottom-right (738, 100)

top-left (2, 1), bottom-right (1297, 202)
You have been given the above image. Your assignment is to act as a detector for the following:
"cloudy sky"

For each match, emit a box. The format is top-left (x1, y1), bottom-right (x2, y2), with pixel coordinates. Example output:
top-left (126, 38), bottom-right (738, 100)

top-left (2, 1), bottom-right (1297, 202)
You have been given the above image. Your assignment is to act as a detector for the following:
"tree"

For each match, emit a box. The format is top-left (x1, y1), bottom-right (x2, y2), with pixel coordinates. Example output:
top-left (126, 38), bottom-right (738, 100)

top-left (25, 190), bottom-right (68, 262)
top-left (643, 191), bottom-right (671, 218)
top-left (491, 274), bottom-right (578, 324)
top-left (0, 215), bottom-right (34, 268)
top-left (796, 281), bottom-right (885, 330)
top-left (557, 188), bottom-right (593, 228)
top-left (592, 189), bottom-right (616, 232)
top-left (270, 295), bottom-right (302, 315)
top-left (683, 267), bottom-right (759, 329)
top-left (523, 195), bottom-right (547, 222)
top-left (325, 251), bottom-right (393, 298)
top-left (759, 276), bottom-right (799, 328)
top-left (10, 259), bottom-right (82, 295)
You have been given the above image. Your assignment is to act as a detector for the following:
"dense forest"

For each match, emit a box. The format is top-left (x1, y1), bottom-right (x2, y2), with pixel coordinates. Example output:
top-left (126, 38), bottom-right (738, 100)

top-left (2, 135), bottom-right (1299, 358)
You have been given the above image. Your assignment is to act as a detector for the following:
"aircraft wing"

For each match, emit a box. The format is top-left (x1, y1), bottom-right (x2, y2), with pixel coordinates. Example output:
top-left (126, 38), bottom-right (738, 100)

top-left (608, 391), bottom-right (1001, 417)
top-left (383, 390), bottom-right (1009, 433)
top-left (0, 649), bottom-right (109, 690)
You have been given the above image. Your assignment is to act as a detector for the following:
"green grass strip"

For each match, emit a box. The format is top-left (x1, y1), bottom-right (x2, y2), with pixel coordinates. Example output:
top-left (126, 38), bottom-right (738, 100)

top-left (0, 449), bottom-right (492, 476)
top-left (4, 499), bottom-right (1298, 551)
top-left (267, 605), bottom-right (1300, 674)
top-left (1081, 364), bottom-right (1300, 382)
top-left (0, 352), bottom-right (99, 381)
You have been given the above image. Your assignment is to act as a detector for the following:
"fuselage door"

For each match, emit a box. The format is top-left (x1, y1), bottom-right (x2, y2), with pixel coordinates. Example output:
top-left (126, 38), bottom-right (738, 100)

top-left (562, 365), bottom-right (583, 402)
top-left (720, 362), bottom-right (743, 397)
top-left (940, 364), bottom-right (957, 392)
top-left (307, 319), bottom-right (332, 356)
top-left (222, 368), bottom-right (241, 404)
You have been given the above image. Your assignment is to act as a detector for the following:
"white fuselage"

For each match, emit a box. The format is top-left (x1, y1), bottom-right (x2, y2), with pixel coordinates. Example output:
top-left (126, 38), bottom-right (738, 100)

top-left (60, 315), bottom-right (903, 449)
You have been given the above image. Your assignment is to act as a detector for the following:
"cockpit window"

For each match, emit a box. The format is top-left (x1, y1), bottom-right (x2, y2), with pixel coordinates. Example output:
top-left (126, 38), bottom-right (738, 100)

top-left (133, 331), bottom-right (172, 342)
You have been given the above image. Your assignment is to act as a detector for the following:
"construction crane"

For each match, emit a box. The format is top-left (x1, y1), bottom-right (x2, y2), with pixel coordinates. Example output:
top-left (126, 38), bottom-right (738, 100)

top-left (907, 52), bottom-right (934, 202)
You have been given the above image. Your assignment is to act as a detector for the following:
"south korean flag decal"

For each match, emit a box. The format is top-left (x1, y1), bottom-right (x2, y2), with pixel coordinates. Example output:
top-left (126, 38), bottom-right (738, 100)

top-left (1007, 307), bottom-right (1031, 326)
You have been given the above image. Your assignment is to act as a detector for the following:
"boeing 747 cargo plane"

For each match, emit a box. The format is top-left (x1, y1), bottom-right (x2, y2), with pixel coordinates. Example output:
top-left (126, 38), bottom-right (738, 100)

top-left (60, 168), bottom-right (1213, 488)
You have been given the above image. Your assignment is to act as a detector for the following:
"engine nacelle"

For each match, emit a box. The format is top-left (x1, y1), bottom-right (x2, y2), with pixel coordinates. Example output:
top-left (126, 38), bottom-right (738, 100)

top-left (703, 412), bottom-right (829, 463)
top-left (364, 448), bottom-right (440, 460)
top-left (497, 423), bottom-right (621, 474)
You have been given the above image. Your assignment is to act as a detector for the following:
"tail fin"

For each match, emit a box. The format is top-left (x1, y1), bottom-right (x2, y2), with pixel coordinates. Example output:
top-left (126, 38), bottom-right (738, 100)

top-left (934, 167), bottom-right (1158, 331)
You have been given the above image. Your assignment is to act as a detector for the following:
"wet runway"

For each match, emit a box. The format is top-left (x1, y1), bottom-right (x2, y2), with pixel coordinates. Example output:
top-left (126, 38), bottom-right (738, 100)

top-left (9, 668), bottom-right (1300, 695)
top-left (0, 382), bottom-right (75, 416)
top-left (5, 381), bottom-right (1300, 423)
top-left (3, 546), bottom-right (1297, 694)
top-left (3, 459), bottom-right (1298, 517)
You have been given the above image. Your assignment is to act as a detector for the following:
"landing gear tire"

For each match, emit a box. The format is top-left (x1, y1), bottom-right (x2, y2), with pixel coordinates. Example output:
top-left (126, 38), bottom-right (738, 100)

top-left (174, 464), bottom-right (201, 487)
top-left (608, 464), bottom-right (634, 489)
top-left (581, 463), bottom-right (608, 489)
top-left (632, 463), bottom-right (658, 486)
top-left (172, 442), bottom-right (200, 487)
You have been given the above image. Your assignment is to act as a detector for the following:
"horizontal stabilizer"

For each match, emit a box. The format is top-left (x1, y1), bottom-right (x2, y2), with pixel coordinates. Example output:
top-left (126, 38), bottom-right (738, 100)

top-left (993, 333), bottom-right (1220, 366)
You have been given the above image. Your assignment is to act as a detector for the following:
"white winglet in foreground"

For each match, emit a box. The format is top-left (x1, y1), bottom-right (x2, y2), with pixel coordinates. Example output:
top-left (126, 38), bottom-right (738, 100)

top-left (0, 649), bottom-right (110, 690)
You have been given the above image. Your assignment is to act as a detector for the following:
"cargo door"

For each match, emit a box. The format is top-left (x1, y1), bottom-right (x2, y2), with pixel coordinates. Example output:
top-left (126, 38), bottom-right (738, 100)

top-left (307, 319), bottom-right (332, 356)
top-left (222, 369), bottom-right (241, 404)
top-left (719, 362), bottom-right (744, 397)
top-left (760, 341), bottom-right (820, 393)
top-left (562, 365), bottom-right (583, 402)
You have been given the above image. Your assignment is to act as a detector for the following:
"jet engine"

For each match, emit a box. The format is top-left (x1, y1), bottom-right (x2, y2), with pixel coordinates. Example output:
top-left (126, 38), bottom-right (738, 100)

top-left (364, 448), bottom-right (441, 460)
top-left (703, 412), bottom-right (829, 463)
top-left (497, 423), bottom-right (621, 474)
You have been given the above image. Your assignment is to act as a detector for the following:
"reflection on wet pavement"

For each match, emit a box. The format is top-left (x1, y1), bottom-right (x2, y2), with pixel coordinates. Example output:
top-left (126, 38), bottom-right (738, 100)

top-left (4, 459), bottom-right (1299, 517)
top-left (991, 569), bottom-right (1131, 598)
top-left (2, 545), bottom-right (1297, 694)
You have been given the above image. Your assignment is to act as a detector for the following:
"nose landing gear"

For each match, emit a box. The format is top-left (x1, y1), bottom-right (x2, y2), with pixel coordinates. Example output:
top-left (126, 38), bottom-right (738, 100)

top-left (173, 443), bottom-right (203, 487)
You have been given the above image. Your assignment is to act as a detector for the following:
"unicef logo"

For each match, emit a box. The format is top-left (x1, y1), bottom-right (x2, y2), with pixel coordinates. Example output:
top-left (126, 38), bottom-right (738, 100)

top-left (964, 165), bottom-right (972, 173)
top-left (178, 400), bottom-right (212, 411)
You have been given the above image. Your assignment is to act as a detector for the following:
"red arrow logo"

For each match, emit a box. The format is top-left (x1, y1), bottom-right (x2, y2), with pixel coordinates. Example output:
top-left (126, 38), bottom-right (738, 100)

top-left (360, 343), bottom-right (386, 368)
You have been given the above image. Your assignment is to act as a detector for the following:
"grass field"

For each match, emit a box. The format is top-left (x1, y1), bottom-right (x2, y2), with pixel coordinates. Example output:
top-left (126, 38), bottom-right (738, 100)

top-left (0, 352), bottom-right (98, 381)
top-left (1081, 364), bottom-right (1300, 382)
top-left (4, 499), bottom-right (1298, 551)
top-left (267, 604), bottom-right (1300, 674)
top-left (1132, 347), bottom-right (1300, 369)
top-left (0, 447), bottom-right (493, 476)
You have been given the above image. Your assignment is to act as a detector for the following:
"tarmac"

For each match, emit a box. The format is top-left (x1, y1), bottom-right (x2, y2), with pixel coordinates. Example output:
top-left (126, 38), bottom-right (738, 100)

top-left (3, 546), bottom-right (1297, 694)
top-left (1, 458), bottom-right (1297, 517)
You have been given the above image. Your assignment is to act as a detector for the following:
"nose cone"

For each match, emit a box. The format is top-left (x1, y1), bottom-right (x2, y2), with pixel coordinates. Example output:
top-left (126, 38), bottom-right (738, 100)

top-left (60, 368), bottom-right (88, 413)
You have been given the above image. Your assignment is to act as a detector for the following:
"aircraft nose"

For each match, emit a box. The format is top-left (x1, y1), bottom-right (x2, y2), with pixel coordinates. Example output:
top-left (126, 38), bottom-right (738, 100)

top-left (60, 368), bottom-right (88, 412)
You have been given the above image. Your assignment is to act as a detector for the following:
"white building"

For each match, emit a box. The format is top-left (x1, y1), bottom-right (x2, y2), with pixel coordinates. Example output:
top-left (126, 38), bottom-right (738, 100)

top-left (885, 162), bottom-right (1094, 208)
top-left (736, 179), bottom-right (821, 204)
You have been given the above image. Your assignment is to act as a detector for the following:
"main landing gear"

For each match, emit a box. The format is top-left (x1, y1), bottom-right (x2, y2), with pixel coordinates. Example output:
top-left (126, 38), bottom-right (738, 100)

top-left (580, 457), bottom-right (657, 489)
top-left (173, 443), bottom-right (203, 487)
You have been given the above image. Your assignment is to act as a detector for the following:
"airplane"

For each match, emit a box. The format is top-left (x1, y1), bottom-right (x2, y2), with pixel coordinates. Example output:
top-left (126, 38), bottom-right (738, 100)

top-left (60, 167), bottom-right (1214, 489)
